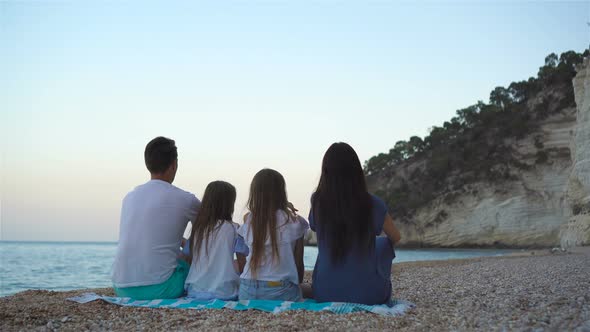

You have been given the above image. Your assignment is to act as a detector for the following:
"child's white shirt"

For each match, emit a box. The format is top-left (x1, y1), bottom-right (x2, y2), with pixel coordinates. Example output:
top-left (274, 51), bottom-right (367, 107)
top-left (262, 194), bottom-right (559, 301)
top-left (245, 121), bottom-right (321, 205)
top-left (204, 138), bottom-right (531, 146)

top-left (185, 220), bottom-right (247, 300)
top-left (238, 210), bottom-right (309, 285)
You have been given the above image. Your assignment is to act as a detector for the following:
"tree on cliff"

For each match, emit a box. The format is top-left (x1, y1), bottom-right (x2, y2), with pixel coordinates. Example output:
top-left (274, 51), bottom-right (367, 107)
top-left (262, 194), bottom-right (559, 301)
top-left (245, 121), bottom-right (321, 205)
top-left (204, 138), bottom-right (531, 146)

top-left (365, 49), bottom-right (589, 223)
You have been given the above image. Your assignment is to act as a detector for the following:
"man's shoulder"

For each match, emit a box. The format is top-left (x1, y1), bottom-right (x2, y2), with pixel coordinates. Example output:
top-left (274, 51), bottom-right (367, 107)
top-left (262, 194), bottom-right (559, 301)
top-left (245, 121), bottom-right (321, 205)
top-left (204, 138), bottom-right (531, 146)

top-left (123, 182), bottom-right (149, 200)
top-left (168, 183), bottom-right (193, 196)
top-left (137, 180), bottom-right (193, 198)
top-left (126, 181), bottom-right (197, 201)
top-left (167, 184), bottom-right (201, 211)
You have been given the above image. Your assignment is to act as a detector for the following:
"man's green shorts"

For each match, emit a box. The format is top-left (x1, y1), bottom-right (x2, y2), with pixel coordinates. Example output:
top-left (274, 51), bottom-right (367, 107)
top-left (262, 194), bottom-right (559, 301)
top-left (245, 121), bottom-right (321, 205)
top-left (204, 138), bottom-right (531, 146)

top-left (113, 260), bottom-right (189, 300)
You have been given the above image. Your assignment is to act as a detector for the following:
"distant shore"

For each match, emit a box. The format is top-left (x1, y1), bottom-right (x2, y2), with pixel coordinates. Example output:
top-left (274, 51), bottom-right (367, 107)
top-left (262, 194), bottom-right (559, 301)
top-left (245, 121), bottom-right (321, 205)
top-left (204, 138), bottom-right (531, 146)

top-left (1, 247), bottom-right (588, 331)
top-left (304, 236), bottom-right (571, 249)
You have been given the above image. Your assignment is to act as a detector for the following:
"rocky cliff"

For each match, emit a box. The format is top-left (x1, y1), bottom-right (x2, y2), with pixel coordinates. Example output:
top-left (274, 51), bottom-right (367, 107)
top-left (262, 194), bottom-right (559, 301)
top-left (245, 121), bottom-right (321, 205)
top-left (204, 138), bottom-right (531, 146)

top-left (364, 52), bottom-right (590, 248)
top-left (560, 58), bottom-right (590, 247)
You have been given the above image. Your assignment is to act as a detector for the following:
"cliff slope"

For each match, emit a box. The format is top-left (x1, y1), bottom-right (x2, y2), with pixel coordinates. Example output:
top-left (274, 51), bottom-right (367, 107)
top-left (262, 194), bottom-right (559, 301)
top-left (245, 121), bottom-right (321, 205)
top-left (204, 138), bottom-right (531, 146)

top-left (366, 51), bottom-right (590, 248)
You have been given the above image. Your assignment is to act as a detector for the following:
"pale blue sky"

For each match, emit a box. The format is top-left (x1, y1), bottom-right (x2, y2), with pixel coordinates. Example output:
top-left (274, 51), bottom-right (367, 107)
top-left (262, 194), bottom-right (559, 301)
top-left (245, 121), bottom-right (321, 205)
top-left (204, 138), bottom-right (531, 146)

top-left (1, 1), bottom-right (589, 241)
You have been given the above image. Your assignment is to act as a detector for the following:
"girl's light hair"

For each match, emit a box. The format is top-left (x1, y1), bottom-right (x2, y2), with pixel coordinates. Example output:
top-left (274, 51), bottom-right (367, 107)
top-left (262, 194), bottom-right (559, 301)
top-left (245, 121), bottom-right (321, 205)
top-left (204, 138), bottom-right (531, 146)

top-left (247, 168), bottom-right (290, 276)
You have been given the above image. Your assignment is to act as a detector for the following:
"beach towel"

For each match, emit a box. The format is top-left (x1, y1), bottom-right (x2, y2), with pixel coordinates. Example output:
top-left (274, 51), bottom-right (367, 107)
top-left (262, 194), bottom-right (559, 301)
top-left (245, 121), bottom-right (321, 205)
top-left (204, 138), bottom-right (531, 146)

top-left (67, 293), bottom-right (415, 317)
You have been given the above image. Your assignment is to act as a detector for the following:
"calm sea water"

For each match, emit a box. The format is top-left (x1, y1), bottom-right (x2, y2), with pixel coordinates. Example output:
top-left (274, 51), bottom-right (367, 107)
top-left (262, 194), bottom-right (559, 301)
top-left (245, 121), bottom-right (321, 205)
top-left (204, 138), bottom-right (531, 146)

top-left (0, 241), bottom-right (517, 297)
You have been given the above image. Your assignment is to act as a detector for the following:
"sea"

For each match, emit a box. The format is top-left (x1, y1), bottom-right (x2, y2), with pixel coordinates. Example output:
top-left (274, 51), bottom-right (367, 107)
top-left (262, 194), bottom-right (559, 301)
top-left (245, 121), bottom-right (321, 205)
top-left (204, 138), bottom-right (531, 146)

top-left (0, 241), bottom-right (519, 297)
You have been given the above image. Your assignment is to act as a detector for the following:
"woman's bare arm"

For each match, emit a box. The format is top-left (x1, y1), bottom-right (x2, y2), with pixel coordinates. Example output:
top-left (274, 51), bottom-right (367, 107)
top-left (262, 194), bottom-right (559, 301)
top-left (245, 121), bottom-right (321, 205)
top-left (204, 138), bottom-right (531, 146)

top-left (382, 213), bottom-right (401, 244)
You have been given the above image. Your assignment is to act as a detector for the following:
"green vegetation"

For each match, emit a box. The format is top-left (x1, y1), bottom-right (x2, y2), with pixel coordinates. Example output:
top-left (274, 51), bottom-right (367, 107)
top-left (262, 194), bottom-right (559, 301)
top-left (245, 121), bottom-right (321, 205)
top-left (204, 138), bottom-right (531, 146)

top-left (365, 50), bottom-right (589, 223)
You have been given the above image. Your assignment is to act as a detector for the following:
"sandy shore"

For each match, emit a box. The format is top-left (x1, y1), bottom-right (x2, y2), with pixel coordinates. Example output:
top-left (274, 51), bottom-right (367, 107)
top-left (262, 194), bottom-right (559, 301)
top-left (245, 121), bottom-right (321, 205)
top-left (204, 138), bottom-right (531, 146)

top-left (1, 248), bottom-right (589, 331)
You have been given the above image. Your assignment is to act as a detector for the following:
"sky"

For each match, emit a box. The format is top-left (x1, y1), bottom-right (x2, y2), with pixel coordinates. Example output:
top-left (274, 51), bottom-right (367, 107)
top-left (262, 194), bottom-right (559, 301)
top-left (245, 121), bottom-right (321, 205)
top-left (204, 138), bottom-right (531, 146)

top-left (1, 1), bottom-right (589, 242)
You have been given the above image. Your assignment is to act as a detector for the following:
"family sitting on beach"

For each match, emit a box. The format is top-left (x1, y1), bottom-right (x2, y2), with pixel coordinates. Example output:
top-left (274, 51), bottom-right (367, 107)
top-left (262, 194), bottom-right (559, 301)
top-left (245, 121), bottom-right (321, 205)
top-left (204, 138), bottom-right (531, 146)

top-left (112, 137), bottom-right (401, 304)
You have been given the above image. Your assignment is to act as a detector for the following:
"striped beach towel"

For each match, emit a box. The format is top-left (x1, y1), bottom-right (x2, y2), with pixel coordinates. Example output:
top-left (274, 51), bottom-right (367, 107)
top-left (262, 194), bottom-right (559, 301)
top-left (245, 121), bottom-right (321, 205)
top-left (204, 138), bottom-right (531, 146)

top-left (68, 293), bottom-right (415, 316)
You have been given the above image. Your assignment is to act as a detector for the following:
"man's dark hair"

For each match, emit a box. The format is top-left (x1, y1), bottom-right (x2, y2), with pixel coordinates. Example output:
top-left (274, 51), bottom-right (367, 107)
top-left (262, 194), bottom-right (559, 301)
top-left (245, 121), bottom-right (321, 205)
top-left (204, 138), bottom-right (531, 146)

top-left (144, 137), bottom-right (178, 174)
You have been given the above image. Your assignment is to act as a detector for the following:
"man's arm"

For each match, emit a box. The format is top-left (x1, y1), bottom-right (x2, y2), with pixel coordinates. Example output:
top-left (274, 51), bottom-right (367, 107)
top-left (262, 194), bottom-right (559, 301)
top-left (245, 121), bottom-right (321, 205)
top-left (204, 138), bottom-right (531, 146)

top-left (187, 195), bottom-right (201, 224)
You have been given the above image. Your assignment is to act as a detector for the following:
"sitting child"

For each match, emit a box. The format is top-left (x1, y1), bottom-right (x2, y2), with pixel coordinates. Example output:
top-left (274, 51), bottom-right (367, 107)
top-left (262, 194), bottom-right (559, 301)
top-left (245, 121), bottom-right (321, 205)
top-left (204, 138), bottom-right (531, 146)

top-left (238, 169), bottom-right (309, 302)
top-left (184, 181), bottom-right (248, 300)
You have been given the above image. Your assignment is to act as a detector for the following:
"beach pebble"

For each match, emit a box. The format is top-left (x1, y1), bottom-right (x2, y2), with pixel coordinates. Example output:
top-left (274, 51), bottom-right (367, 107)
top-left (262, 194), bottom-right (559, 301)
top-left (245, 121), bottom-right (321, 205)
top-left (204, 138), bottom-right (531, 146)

top-left (2, 248), bottom-right (589, 331)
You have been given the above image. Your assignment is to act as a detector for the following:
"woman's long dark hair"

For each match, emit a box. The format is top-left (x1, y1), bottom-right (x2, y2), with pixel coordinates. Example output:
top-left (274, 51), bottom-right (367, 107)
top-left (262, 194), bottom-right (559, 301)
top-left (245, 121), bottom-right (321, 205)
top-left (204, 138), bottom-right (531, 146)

top-left (312, 142), bottom-right (373, 263)
top-left (189, 181), bottom-right (236, 262)
top-left (247, 168), bottom-right (290, 276)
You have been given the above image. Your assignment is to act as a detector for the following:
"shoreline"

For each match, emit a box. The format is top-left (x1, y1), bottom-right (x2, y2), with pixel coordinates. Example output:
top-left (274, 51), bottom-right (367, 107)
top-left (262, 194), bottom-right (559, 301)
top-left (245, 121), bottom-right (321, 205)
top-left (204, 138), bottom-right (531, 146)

top-left (0, 248), bottom-right (528, 299)
top-left (1, 247), bottom-right (588, 331)
top-left (305, 242), bottom-right (566, 250)
top-left (1, 240), bottom-right (560, 251)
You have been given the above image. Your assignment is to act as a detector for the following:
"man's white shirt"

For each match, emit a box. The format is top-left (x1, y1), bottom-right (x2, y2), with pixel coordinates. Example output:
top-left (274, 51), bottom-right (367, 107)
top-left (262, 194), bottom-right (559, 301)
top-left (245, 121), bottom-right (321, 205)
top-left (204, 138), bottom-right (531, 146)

top-left (112, 180), bottom-right (200, 288)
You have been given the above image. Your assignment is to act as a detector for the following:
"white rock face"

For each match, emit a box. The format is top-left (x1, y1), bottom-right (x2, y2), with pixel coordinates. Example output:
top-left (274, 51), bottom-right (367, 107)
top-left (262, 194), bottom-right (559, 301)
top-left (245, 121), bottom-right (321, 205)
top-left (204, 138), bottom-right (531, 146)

top-left (397, 160), bottom-right (573, 247)
top-left (560, 58), bottom-right (590, 247)
top-left (385, 58), bottom-right (590, 248)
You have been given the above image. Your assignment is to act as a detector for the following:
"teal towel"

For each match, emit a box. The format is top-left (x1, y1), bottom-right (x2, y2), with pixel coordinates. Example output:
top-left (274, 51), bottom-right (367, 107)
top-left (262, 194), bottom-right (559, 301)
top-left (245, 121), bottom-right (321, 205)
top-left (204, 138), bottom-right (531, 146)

top-left (67, 293), bottom-right (415, 316)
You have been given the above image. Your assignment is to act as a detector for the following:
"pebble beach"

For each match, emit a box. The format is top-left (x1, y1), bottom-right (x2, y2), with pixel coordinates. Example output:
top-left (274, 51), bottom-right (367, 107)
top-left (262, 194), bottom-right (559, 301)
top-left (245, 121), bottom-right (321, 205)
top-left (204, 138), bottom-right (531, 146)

top-left (1, 247), bottom-right (588, 331)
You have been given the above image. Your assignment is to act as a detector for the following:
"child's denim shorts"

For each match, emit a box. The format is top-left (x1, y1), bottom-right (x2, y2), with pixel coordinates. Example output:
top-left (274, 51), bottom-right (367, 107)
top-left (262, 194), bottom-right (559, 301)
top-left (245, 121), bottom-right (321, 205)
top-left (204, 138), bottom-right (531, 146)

top-left (239, 279), bottom-right (302, 302)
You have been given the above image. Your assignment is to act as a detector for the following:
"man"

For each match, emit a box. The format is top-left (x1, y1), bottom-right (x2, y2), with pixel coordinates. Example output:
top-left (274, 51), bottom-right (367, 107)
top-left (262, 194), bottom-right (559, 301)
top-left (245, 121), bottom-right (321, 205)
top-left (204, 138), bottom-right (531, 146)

top-left (112, 137), bottom-right (200, 299)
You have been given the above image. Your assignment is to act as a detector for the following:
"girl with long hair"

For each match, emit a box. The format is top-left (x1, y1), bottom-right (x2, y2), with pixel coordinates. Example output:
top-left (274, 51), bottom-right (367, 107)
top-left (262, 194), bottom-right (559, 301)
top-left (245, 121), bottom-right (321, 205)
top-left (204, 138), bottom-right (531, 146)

top-left (238, 168), bottom-right (309, 301)
top-left (310, 142), bottom-right (401, 305)
top-left (184, 181), bottom-right (249, 300)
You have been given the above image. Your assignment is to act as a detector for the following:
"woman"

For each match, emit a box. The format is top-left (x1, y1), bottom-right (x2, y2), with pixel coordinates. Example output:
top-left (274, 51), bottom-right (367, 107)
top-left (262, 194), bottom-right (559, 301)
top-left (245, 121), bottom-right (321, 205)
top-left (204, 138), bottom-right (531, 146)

top-left (309, 142), bottom-right (401, 305)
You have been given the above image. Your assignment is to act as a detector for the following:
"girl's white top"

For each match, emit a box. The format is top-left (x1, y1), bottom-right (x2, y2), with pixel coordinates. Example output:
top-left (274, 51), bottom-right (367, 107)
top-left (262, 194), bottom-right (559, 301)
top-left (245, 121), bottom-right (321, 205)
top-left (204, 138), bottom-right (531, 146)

top-left (184, 220), bottom-right (248, 300)
top-left (238, 210), bottom-right (309, 285)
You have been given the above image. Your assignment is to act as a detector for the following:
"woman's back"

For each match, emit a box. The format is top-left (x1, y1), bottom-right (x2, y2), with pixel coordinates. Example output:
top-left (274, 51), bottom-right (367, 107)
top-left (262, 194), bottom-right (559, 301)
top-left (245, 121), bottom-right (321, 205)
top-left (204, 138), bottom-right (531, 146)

top-left (311, 194), bottom-right (394, 305)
